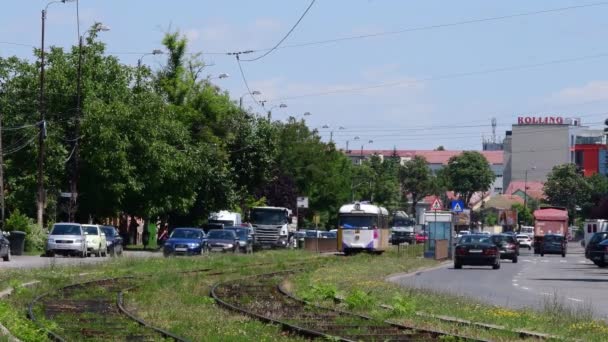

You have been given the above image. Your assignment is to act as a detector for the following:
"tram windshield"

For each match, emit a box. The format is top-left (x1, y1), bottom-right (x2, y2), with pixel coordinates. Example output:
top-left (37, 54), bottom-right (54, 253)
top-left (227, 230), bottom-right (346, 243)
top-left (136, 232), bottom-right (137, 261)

top-left (339, 215), bottom-right (377, 229)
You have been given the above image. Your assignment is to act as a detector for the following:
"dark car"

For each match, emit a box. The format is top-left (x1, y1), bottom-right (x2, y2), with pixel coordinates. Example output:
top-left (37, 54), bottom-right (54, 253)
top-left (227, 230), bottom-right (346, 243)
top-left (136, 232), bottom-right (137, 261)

top-left (101, 226), bottom-right (123, 257)
top-left (206, 229), bottom-right (239, 253)
top-left (490, 234), bottom-right (519, 263)
top-left (320, 231), bottom-right (337, 239)
top-left (390, 228), bottom-right (415, 245)
top-left (0, 231), bottom-right (10, 262)
top-left (590, 240), bottom-right (608, 268)
top-left (163, 228), bottom-right (205, 257)
top-left (454, 234), bottom-right (500, 269)
top-left (585, 232), bottom-right (608, 266)
top-left (224, 227), bottom-right (254, 253)
top-left (540, 234), bottom-right (566, 257)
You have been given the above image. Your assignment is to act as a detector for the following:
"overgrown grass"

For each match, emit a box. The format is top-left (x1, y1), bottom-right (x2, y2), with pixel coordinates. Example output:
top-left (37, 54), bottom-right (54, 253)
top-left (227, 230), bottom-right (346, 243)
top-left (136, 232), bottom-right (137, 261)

top-left (291, 245), bottom-right (608, 342)
top-left (3, 245), bottom-right (607, 341)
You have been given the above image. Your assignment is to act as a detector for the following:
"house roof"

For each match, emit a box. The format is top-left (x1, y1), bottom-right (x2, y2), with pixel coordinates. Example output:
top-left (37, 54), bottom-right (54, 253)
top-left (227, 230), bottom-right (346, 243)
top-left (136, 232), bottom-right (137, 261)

top-left (484, 195), bottom-right (525, 210)
top-left (345, 150), bottom-right (503, 165)
top-left (505, 180), bottom-right (545, 200)
top-left (534, 208), bottom-right (568, 221)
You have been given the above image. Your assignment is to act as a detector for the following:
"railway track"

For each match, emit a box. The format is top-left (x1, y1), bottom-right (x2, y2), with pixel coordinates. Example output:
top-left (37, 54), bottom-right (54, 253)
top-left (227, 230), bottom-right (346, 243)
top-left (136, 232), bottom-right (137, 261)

top-left (211, 270), bottom-right (489, 342)
top-left (25, 261), bottom-right (322, 341)
top-left (28, 277), bottom-right (188, 342)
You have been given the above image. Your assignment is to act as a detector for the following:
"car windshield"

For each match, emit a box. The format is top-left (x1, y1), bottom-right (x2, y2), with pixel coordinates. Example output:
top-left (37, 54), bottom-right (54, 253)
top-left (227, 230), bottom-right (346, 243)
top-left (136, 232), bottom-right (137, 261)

top-left (321, 232), bottom-right (336, 238)
top-left (459, 235), bottom-right (491, 244)
top-left (209, 220), bottom-right (234, 226)
top-left (590, 232), bottom-right (608, 244)
top-left (83, 226), bottom-right (98, 235)
top-left (51, 224), bottom-right (81, 235)
top-left (226, 228), bottom-right (248, 240)
top-left (393, 218), bottom-right (415, 227)
top-left (544, 235), bottom-right (563, 243)
top-left (170, 229), bottom-right (203, 239)
top-left (459, 231), bottom-right (470, 235)
top-left (516, 235), bottom-right (529, 239)
top-left (102, 227), bottom-right (116, 237)
top-left (491, 235), bottom-right (516, 244)
top-left (250, 209), bottom-right (286, 225)
top-left (339, 215), bottom-right (377, 228)
top-left (207, 230), bottom-right (236, 240)
top-left (305, 231), bottom-right (318, 238)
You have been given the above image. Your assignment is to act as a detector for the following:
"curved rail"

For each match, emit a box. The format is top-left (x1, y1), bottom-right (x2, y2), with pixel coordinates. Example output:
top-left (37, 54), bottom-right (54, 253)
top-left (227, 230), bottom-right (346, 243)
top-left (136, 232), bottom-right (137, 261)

top-left (27, 276), bottom-right (188, 342)
top-left (211, 270), bottom-right (490, 342)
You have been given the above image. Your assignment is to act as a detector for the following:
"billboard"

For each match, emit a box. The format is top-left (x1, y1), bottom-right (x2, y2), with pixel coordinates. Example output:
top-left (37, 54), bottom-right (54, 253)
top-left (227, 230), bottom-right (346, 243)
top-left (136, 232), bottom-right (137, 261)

top-left (498, 209), bottom-right (518, 226)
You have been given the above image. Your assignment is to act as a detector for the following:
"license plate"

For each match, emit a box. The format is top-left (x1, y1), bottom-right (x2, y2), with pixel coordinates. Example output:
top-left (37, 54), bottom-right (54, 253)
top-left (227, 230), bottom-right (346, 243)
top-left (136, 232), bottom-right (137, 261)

top-left (175, 247), bottom-right (187, 252)
top-left (469, 249), bottom-right (482, 253)
top-left (211, 247), bottom-right (223, 252)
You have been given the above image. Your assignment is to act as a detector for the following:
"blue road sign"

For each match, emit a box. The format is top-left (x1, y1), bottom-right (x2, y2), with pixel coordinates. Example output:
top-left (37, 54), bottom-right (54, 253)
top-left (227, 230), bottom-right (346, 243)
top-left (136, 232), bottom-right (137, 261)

top-left (450, 200), bottom-right (465, 213)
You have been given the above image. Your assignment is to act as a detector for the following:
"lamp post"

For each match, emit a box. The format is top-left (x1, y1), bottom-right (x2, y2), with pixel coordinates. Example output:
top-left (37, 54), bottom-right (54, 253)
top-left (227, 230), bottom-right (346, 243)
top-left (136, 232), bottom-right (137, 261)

top-left (239, 90), bottom-right (261, 109)
top-left (137, 49), bottom-right (163, 88)
top-left (267, 103), bottom-right (287, 121)
top-left (360, 140), bottom-right (373, 160)
top-left (287, 111), bottom-right (311, 123)
top-left (69, 22), bottom-right (110, 221)
top-left (208, 73), bottom-right (230, 80)
top-left (38, 0), bottom-right (76, 227)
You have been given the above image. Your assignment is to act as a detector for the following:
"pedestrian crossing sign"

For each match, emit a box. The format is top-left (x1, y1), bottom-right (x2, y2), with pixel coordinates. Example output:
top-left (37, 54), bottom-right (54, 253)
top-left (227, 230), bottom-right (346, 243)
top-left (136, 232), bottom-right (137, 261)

top-left (431, 198), bottom-right (442, 211)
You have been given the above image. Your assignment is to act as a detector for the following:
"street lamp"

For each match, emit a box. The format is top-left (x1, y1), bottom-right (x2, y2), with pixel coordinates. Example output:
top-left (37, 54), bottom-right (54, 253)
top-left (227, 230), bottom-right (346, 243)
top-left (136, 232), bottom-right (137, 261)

top-left (267, 103), bottom-right (287, 121)
top-left (137, 49), bottom-right (164, 88)
top-left (37, 0), bottom-right (77, 227)
top-left (239, 90), bottom-right (261, 109)
top-left (208, 73), bottom-right (230, 80)
top-left (69, 22), bottom-right (110, 221)
top-left (287, 111), bottom-right (312, 122)
top-left (360, 139), bottom-right (373, 162)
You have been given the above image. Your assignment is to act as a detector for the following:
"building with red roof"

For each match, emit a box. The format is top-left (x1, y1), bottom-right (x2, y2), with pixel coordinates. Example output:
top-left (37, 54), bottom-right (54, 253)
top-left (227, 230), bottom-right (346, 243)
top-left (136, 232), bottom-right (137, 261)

top-left (504, 180), bottom-right (545, 202)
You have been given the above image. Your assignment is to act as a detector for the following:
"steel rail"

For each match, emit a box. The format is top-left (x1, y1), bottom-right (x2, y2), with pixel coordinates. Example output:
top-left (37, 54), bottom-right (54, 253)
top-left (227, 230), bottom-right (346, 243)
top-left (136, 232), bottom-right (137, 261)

top-left (211, 269), bottom-right (490, 342)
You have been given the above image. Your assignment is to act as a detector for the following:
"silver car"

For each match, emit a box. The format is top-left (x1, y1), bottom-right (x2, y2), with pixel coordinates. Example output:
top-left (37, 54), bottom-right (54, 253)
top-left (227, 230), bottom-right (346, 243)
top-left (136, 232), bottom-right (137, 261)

top-left (45, 223), bottom-right (87, 257)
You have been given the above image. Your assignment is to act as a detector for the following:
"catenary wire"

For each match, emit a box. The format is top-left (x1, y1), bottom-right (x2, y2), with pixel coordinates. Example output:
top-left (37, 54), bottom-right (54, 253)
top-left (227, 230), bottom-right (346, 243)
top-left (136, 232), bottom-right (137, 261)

top-left (241, 0), bottom-right (316, 62)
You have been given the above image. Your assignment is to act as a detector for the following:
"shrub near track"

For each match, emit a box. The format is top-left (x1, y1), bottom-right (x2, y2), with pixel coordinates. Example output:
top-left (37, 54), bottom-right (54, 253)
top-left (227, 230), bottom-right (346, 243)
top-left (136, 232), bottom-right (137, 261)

top-left (291, 245), bottom-right (608, 342)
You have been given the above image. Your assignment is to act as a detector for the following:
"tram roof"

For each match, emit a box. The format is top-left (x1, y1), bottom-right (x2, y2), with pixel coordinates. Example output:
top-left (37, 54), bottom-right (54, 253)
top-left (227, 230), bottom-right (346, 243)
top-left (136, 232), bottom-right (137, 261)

top-left (339, 203), bottom-right (389, 215)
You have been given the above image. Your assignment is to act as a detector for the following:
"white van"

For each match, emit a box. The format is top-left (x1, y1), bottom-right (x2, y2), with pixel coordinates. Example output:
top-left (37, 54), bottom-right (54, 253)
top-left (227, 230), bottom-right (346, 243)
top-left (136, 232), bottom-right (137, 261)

top-left (208, 211), bottom-right (242, 227)
top-left (583, 220), bottom-right (608, 247)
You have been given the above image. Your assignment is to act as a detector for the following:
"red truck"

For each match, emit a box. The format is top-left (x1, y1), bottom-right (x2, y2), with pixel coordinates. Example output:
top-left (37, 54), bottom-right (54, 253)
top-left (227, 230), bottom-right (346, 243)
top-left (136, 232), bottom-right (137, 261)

top-left (533, 207), bottom-right (568, 254)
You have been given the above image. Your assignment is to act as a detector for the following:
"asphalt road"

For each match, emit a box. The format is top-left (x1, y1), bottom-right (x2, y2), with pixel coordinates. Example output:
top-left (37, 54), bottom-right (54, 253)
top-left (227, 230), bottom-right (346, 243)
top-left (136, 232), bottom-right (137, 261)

top-left (0, 251), bottom-right (161, 270)
top-left (390, 242), bottom-right (608, 319)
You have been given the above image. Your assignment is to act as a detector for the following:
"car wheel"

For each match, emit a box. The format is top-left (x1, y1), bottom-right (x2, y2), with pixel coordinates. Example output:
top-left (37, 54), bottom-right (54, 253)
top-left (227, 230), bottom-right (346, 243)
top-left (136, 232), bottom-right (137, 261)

top-left (493, 261), bottom-right (501, 270)
top-left (117, 247), bottom-right (123, 257)
top-left (3, 250), bottom-right (10, 262)
top-left (540, 253), bottom-right (544, 257)
top-left (96, 246), bottom-right (102, 257)
top-left (46, 251), bottom-right (55, 258)
top-left (163, 251), bottom-right (172, 258)
top-left (512, 256), bottom-right (518, 263)
top-left (454, 262), bottom-right (462, 269)
top-left (562, 252), bottom-right (566, 258)
top-left (595, 261), bottom-right (607, 268)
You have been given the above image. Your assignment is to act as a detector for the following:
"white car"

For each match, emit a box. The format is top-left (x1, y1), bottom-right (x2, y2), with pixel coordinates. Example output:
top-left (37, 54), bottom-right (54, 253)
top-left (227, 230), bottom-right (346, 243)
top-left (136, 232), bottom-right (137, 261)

top-left (82, 224), bottom-right (108, 257)
top-left (45, 223), bottom-right (87, 257)
top-left (516, 234), bottom-right (532, 250)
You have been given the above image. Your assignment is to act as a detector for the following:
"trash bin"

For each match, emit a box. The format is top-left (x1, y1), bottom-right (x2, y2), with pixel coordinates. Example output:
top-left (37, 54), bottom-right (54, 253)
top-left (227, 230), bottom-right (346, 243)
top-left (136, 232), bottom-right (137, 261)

top-left (7, 231), bottom-right (26, 256)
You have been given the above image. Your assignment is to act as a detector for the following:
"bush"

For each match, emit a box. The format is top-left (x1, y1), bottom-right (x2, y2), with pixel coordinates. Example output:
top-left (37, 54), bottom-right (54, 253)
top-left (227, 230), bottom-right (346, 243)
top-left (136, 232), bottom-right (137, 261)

top-left (4, 209), bottom-right (44, 252)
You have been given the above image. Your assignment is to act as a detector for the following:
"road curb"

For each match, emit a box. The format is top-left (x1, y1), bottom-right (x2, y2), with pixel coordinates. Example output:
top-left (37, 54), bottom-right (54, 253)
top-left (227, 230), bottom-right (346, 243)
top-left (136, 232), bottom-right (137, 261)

top-left (385, 260), bottom-right (451, 283)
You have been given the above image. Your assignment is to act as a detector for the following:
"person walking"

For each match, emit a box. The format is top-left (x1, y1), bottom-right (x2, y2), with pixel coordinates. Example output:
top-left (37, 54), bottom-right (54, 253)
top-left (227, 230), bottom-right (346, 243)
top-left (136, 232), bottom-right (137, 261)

top-left (157, 224), bottom-right (169, 247)
top-left (142, 226), bottom-right (150, 250)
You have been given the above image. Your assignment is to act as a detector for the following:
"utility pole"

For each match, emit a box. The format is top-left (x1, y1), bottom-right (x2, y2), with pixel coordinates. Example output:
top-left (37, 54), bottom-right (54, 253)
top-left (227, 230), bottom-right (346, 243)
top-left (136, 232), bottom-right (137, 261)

top-left (37, 9), bottom-right (47, 228)
top-left (330, 131), bottom-right (333, 144)
top-left (68, 36), bottom-right (83, 221)
top-left (0, 109), bottom-right (5, 229)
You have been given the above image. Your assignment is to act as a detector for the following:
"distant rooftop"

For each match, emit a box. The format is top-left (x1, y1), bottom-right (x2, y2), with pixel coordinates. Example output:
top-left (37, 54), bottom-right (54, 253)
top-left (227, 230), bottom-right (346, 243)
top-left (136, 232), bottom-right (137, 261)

top-left (344, 150), bottom-right (503, 165)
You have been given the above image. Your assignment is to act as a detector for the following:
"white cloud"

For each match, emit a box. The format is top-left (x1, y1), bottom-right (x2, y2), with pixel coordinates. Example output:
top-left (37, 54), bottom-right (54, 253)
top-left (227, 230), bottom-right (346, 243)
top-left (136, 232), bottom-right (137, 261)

top-left (549, 81), bottom-right (608, 104)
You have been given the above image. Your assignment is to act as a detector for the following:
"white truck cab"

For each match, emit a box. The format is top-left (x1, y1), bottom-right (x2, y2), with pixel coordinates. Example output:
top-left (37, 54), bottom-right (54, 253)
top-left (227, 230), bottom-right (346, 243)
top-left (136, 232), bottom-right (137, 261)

top-left (208, 211), bottom-right (242, 227)
top-left (583, 220), bottom-right (608, 247)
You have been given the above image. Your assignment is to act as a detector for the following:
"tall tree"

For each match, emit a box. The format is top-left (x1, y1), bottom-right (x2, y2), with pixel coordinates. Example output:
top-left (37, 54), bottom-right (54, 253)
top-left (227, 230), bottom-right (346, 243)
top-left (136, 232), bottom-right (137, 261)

top-left (443, 151), bottom-right (495, 206)
top-left (543, 164), bottom-right (591, 222)
top-left (399, 156), bottom-right (434, 218)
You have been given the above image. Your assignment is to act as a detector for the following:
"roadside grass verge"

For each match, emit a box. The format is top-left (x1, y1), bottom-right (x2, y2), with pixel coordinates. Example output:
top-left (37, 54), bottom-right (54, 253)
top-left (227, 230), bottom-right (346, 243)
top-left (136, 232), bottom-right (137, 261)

top-left (291, 245), bottom-right (608, 341)
top-left (0, 250), bottom-right (325, 341)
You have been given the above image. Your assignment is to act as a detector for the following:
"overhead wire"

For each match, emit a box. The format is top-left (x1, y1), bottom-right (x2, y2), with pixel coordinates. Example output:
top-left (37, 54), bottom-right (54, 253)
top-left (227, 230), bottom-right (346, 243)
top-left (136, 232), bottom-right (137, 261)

top-left (3, 131), bottom-right (39, 156)
top-left (241, 0), bottom-right (317, 62)
top-left (235, 55), bottom-right (265, 110)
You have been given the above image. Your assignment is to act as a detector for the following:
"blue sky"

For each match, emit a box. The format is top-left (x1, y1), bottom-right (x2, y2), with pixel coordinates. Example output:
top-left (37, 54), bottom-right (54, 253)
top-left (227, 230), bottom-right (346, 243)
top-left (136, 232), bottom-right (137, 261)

top-left (2, 0), bottom-right (608, 150)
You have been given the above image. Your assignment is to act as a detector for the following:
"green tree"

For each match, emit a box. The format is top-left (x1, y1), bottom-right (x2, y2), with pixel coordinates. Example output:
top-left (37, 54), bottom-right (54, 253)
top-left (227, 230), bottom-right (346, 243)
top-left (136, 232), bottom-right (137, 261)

top-left (442, 151), bottom-right (495, 206)
top-left (543, 164), bottom-right (591, 223)
top-left (398, 156), bottom-right (434, 218)
top-left (511, 203), bottom-right (533, 226)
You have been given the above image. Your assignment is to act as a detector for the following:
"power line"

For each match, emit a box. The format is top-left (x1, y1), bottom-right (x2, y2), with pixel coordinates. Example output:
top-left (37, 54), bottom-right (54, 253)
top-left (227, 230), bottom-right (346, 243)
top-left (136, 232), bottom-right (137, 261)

top-left (241, 0), bottom-right (317, 62)
top-left (3, 132), bottom-right (39, 156)
top-left (268, 53), bottom-right (608, 101)
top-left (235, 55), bottom-right (265, 110)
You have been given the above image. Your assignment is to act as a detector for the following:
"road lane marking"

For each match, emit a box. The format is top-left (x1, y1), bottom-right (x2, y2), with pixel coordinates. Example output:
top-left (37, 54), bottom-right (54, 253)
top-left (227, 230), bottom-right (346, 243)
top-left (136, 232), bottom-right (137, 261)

top-left (521, 287), bottom-right (530, 290)
top-left (579, 261), bottom-right (587, 263)
top-left (559, 260), bottom-right (567, 263)
top-left (541, 292), bottom-right (551, 295)
top-left (567, 297), bottom-right (583, 302)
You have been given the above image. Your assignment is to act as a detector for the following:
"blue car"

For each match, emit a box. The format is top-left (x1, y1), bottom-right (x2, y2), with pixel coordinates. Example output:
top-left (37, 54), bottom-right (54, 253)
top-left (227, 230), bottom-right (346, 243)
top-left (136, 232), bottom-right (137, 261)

top-left (163, 228), bottom-right (206, 257)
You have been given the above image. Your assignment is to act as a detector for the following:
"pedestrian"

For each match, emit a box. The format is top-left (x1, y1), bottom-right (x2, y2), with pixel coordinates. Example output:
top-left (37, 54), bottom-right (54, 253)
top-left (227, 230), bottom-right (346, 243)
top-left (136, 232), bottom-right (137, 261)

top-left (142, 227), bottom-right (150, 250)
top-left (157, 224), bottom-right (169, 247)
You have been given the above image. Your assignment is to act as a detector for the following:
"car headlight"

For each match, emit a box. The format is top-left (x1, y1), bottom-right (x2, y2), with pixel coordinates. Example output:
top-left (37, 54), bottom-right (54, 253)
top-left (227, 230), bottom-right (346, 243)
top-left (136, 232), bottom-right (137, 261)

top-left (239, 241), bottom-right (246, 247)
top-left (48, 239), bottom-right (54, 243)
top-left (226, 244), bottom-right (234, 248)
top-left (188, 243), bottom-right (200, 248)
